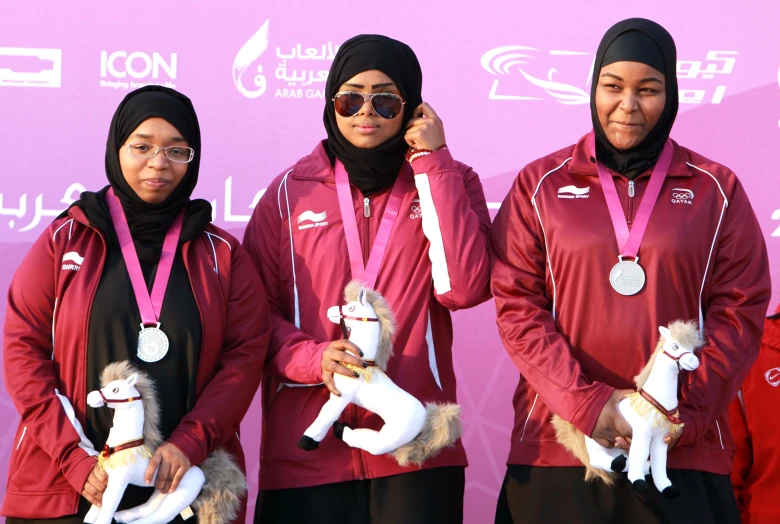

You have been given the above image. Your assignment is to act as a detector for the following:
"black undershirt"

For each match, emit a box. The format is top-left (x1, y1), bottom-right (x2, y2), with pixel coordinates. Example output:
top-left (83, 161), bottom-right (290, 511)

top-left (85, 243), bottom-right (200, 519)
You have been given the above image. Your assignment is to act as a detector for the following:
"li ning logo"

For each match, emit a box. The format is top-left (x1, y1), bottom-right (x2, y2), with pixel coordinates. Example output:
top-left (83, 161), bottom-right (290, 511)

top-left (671, 188), bottom-right (694, 205)
top-left (557, 185), bottom-right (590, 199)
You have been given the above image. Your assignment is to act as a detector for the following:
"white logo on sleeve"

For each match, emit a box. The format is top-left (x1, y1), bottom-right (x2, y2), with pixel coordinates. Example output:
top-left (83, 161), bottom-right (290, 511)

top-left (671, 188), bottom-right (694, 205)
top-left (765, 367), bottom-right (780, 387)
top-left (61, 251), bottom-right (83, 271)
top-left (557, 185), bottom-right (590, 199)
top-left (297, 210), bottom-right (328, 230)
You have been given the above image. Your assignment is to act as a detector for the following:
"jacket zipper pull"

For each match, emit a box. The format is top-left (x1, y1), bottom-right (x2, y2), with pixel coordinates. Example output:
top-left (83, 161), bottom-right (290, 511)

top-left (628, 180), bottom-right (635, 198)
top-left (363, 197), bottom-right (370, 218)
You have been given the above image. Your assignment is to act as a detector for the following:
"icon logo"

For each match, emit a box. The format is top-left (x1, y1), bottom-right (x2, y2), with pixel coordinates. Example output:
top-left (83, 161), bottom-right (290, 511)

top-left (557, 185), bottom-right (590, 199)
top-left (0, 47), bottom-right (62, 88)
top-left (100, 51), bottom-right (177, 90)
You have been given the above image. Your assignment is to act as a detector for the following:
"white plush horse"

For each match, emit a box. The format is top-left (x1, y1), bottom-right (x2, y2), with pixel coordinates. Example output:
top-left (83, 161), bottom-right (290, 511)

top-left (553, 320), bottom-right (702, 497)
top-left (84, 362), bottom-right (246, 524)
top-left (298, 281), bottom-right (462, 466)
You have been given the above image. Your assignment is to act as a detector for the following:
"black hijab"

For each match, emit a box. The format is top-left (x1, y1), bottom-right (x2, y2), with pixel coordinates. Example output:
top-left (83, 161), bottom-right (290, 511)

top-left (323, 34), bottom-right (423, 195)
top-left (590, 18), bottom-right (679, 178)
top-left (71, 86), bottom-right (211, 262)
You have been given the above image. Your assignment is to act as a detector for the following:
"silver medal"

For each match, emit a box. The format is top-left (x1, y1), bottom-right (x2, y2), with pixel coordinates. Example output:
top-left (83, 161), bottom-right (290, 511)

top-left (137, 323), bottom-right (169, 362)
top-left (609, 256), bottom-right (646, 296)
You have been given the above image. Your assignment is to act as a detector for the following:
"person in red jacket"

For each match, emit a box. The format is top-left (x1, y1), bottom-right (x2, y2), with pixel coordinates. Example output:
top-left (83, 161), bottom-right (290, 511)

top-left (728, 307), bottom-right (780, 523)
top-left (490, 18), bottom-right (770, 524)
top-left (243, 34), bottom-right (491, 524)
top-left (2, 86), bottom-right (270, 523)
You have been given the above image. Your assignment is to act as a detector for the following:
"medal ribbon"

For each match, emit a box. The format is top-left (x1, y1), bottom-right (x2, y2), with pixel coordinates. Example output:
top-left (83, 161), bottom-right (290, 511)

top-left (106, 188), bottom-right (183, 327)
top-left (335, 160), bottom-right (408, 289)
top-left (590, 131), bottom-right (674, 258)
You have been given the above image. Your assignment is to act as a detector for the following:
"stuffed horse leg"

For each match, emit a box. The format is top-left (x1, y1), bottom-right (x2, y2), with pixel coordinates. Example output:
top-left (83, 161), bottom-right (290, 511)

top-left (298, 390), bottom-right (354, 450)
top-left (92, 473), bottom-right (131, 524)
top-left (113, 489), bottom-right (166, 523)
top-left (117, 467), bottom-right (205, 524)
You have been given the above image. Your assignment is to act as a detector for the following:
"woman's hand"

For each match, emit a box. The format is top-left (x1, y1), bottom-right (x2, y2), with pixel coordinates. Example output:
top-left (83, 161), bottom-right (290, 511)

top-left (145, 442), bottom-right (191, 494)
top-left (82, 465), bottom-right (108, 506)
top-left (592, 389), bottom-right (634, 448)
top-left (404, 103), bottom-right (446, 150)
top-left (321, 339), bottom-right (366, 396)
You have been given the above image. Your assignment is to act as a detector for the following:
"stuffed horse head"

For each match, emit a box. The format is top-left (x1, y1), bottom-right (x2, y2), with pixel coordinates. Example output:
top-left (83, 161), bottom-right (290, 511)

top-left (327, 280), bottom-right (396, 370)
top-left (658, 325), bottom-right (700, 372)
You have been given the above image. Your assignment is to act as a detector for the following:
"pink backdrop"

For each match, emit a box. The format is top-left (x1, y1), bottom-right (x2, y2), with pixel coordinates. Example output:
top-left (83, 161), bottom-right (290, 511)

top-left (1, 2), bottom-right (779, 522)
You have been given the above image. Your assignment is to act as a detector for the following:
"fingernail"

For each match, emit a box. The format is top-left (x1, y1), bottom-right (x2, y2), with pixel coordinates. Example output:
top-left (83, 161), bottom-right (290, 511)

top-left (362, 362), bottom-right (368, 368)
top-left (359, 350), bottom-right (364, 357)
top-left (337, 392), bottom-right (341, 396)
top-left (353, 372), bottom-right (360, 378)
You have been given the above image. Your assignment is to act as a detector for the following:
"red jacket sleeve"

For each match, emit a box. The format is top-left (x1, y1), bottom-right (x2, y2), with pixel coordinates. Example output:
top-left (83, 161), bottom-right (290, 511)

top-left (728, 393), bottom-right (751, 512)
top-left (3, 224), bottom-right (98, 494)
top-left (490, 170), bottom-right (613, 436)
top-left (676, 179), bottom-right (771, 447)
top-left (411, 149), bottom-right (492, 310)
top-left (168, 242), bottom-right (271, 465)
top-left (242, 179), bottom-right (328, 385)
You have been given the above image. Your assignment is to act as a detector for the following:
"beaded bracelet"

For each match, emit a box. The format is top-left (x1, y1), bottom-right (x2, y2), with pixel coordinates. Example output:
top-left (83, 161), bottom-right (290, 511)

top-left (406, 144), bottom-right (448, 164)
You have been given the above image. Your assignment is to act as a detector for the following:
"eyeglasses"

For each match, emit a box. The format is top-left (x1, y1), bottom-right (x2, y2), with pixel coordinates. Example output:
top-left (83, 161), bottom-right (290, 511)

top-left (333, 91), bottom-right (405, 120)
top-left (125, 141), bottom-right (195, 164)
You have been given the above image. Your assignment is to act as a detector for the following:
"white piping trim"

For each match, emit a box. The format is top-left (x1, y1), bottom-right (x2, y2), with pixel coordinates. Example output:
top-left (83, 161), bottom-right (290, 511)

top-left (737, 389), bottom-right (745, 412)
top-left (280, 171), bottom-right (300, 328)
top-left (687, 163), bottom-right (729, 329)
top-left (425, 311), bottom-right (442, 389)
top-left (52, 219), bottom-right (74, 241)
top-left (530, 158), bottom-right (571, 321)
top-left (205, 232), bottom-right (232, 251)
top-left (715, 420), bottom-right (724, 450)
top-left (520, 393), bottom-right (539, 441)
top-left (207, 234), bottom-right (219, 274)
top-left (68, 219), bottom-right (73, 239)
top-left (51, 297), bottom-right (57, 359)
top-left (54, 389), bottom-right (98, 456)
top-left (16, 426), bottom-right (27, 451)
top-left (414, 173), bottom-right (451, 295)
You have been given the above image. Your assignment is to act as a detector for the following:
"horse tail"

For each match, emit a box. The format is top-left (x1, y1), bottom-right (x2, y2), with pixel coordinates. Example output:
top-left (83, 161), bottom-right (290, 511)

top-left (551, 415), bottom-right (617, 485)
top-left (390, 402), bottom-right (462, 467)
top-left (193, 449), bottom-right (247, 524)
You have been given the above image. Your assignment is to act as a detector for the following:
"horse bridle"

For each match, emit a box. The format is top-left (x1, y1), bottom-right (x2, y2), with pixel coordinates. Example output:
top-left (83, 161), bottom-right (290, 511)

top-left (339, 313), bottom-right (379, 339)
top-left (662, 349), bottom-right (697, 386)
top-left (98, 389), bottom-right (142, 405)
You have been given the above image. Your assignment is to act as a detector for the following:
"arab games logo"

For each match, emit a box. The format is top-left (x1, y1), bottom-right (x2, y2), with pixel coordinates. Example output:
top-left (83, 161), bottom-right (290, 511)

top-left (100, 51), bottom-right (177, 90)
top-left (557, 185), bottom-right (590, 199)
top-left (670, 188), bottom-right (694, 205)
top-left (0, 47), bottom-right (62, 87)
top-left (233, 20), bottom-right (339, 100)
top-left (481, 45), bottom-right (737, 105)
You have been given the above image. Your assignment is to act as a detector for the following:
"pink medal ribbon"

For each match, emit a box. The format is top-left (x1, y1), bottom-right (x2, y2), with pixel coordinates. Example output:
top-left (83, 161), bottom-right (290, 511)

top-left (106, 188), bottom-right (184, 362)
top-left (335, 161), bottom-right (408, 289)
top-left (589, 131), bottom-right (674, 296)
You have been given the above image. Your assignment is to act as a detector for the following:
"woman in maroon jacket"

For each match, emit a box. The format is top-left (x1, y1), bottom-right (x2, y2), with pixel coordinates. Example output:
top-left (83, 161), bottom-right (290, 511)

top-left (490, 18), bottom-right (770, 524)
top-left (243, 35), bottom-right (491, 524)
top-left (2, 86), bottom-right (270, 523)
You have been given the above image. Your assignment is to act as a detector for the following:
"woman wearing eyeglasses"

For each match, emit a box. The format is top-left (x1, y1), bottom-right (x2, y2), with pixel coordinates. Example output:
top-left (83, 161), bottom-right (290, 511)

top-left (2, 86), bottom-right (270, 523)
top-left (243, 34), bottom-right (491, 524)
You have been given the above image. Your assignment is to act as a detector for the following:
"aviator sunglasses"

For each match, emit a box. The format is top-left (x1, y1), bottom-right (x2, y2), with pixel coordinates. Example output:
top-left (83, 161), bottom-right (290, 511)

top-left (333, 91), bottom-right (405, 120)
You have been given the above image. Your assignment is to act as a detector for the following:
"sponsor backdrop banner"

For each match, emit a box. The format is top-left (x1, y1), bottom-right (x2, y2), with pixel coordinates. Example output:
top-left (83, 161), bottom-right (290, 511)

top-left (1, 1), bottom-right (778, 521)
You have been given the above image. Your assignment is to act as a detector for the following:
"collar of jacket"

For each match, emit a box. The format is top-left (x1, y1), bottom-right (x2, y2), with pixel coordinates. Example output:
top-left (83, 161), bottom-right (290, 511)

top-left (291, 140), bottom-right (413, 185)
top-left (567, 133), bottom-right (692, 179)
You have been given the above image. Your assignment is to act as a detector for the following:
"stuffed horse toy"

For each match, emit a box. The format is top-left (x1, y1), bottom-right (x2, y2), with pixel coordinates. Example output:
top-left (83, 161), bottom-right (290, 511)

top-left (297, 280), bottom-right (462, 466)
top-left (83, 361), bottom-right (246, 524)
top-left (552, 320), bottom-right (702, 497)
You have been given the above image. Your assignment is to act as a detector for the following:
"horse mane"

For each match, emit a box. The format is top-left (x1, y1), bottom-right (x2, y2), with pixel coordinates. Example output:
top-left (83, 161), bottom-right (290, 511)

top-left (344, 280), bottom-right (396, 371)
top-left (100, 361), bottom-right (163, 449)
top-left (634, 320), bottom-right (703, 390)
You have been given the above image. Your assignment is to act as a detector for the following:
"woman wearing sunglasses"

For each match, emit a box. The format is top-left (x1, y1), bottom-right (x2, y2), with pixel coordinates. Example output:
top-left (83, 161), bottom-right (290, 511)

top-left (243, 34), bottom-right (491, 524)
top-left (2, 86), bottom-right (270, 523)
top-left (490, 18), bottom-right (769, 523)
